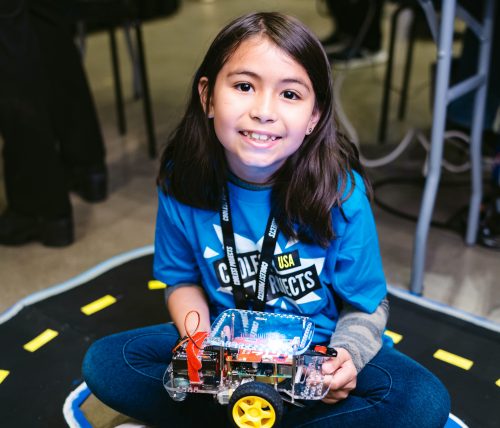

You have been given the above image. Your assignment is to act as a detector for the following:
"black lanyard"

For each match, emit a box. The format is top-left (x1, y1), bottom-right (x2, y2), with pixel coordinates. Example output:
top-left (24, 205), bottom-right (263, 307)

top-left (219, 185), bottom-right (278, 311)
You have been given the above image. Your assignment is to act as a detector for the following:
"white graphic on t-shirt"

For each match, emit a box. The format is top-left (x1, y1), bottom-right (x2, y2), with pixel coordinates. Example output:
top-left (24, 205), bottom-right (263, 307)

top-left (203, 247), bottom-right (219, 258)
top-left (285, 237), bottom-right (299, 249)
top-left (205, 224), bottom-right (325, 309)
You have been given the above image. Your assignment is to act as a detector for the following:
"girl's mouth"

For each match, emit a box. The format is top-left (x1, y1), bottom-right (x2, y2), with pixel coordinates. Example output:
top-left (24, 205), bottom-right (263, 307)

top-left (240, 131), bottom-right (281, 142)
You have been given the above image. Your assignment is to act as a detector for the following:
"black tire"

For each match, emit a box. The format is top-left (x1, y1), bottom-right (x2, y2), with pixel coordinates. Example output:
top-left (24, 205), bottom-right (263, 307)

top-left (228, 381), bottom-right (284, 428)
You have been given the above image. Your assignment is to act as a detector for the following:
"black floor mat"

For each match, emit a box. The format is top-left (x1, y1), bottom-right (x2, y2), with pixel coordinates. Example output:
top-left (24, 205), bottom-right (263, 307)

top-left (0, 251), bottom-right (499, 427)
top-left (386, 290), bottom-right (500, 428)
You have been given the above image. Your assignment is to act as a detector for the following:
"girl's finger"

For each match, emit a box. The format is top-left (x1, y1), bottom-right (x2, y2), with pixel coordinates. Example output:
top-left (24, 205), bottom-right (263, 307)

top-left (322, 396), bottom-right (340, 404)
top-left (328, 367), bottom-right (355, 391)
top-left (322, 388), bottom-right (349, 404)
top-left (321, 357), bottom-right (339, 375)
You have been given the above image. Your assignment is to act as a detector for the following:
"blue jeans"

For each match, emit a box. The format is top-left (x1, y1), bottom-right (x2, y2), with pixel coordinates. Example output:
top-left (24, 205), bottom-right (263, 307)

top-left (82, 323), bottom-right (450, 427)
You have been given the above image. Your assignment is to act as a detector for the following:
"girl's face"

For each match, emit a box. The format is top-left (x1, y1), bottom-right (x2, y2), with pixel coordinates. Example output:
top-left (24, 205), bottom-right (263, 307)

top-left (199, 35), bottom-right (320, 184)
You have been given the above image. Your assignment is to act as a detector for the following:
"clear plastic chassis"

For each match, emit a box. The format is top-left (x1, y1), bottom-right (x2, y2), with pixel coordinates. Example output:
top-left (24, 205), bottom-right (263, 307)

top-left (164, 309), bottom-right (333, 405)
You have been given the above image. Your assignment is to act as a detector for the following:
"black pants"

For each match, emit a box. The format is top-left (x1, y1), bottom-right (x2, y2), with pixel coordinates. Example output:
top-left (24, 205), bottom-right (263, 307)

top-left (0, 0), bottom-right (105, 219)
top-left (325, 0), bottom-right (385, 51)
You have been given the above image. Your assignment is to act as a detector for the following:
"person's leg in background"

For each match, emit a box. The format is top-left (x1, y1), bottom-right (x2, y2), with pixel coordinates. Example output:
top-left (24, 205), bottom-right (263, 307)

top-left (0, 0), bottom-right (106, 246)
top-left (356, 0), bottom-right (384, 53)
top-left (30, 0), bottom-right (107, 202)
top-left (320, 0), bottom-right (386, 65)
top-left (0, 0), bottom-right (74, 246)
top-left (320, 0), bottom-right (361, 53)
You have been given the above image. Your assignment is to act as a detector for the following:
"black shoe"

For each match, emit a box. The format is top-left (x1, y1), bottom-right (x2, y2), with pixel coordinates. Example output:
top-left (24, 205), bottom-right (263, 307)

top-left (69, 165), bottom-right (108, 203)
top-left (478, 201), bottom-right (500, 251)
top-left (0, 209), bottom-right (74, 247)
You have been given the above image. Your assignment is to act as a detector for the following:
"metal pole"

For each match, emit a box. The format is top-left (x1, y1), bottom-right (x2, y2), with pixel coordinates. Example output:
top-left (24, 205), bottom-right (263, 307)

top-left (465, 0), bottom-right (495, 244)
top-left (410, 0), bottom-right (456, 294)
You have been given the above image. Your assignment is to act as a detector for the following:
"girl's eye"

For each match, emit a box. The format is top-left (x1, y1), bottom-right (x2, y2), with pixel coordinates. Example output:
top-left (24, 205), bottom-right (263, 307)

top-left (236, 83), bottom-right (252, 92)
top-left (282, 90), bottom-right (300, 100)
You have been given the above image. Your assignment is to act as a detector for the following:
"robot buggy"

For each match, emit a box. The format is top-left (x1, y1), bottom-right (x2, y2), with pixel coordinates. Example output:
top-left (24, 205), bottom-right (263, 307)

top-left (164, 309), bottom-right (336, 428)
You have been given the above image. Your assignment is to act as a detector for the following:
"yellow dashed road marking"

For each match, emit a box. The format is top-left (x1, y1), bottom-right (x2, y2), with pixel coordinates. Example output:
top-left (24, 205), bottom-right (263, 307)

top-left (384, 330), bottom-right (403, 344)
top-left (23, 329), bottom-right (59, 352)
top-left (0, 370), bottom-right (10, 384)
top-left (81, 295), bottom-right (117, 315)
top-left (433, 349), bottom-right (473, 370)
top-left (148, 280), bottom-right (167, 290)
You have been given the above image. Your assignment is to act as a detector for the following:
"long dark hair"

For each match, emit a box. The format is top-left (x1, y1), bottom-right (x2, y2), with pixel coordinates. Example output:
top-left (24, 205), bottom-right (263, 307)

top-left (157, 12), bottom-right (371, 247)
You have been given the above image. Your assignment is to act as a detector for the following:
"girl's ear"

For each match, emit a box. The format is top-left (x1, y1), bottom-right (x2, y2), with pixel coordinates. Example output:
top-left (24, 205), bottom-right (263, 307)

top-left (198, 77), bottom-right (214, 118)
top-left (307, 109), bottom-right (321, 134)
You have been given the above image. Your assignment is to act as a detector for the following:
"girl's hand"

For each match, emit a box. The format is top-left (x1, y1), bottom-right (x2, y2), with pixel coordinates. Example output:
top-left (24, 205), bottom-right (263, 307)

top-left (321, 347), bottom-right (357, 404)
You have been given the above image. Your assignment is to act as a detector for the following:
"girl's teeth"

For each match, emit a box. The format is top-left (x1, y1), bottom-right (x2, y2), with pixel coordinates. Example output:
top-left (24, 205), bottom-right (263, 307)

top-left (243, 131), bottom-right (278, 141)
top-left (251, 132), bottom-right (267, 140)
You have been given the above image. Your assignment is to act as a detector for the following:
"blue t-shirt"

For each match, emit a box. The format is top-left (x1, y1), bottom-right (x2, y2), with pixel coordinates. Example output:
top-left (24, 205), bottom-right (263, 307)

top-left (154, 172), bottom-right (386, 344)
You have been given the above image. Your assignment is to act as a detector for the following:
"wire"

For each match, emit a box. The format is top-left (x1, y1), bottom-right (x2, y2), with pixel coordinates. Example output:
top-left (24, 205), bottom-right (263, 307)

top-left (325, 1), bottom-right (495, 235)
top-left (334, 71), bottom-right (360, 144)
top-left (327, 4), bottom-right (483, 175)
top-left (184, 310), bottom-right (203, 350)
top-left (172, 310), bottom-right (203, 352)
top-left (171, 337), bottom-right (189, 353)
top-left (333, 69), bottom-right (487, 173)
top-left (373, 176), bottom-right (474, 231)
top-left (416, 130), bottom-right (471, 174)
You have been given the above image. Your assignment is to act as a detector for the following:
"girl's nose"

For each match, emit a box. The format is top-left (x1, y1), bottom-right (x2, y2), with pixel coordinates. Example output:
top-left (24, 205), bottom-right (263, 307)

top-left (250, 92), bottom-right (277, 123)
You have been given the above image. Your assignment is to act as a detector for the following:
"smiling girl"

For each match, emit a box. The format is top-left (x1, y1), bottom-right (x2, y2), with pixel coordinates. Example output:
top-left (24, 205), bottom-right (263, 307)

top-left (83, 12), bottom-right (450, 427)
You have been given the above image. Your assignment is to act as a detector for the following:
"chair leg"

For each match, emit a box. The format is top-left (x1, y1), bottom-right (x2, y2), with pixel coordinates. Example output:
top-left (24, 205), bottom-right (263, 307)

top-left (398, 9), bottom-right (418, 121)
top-left (465, 0), bottom-right (495, 244)
top-left (410, 0), bottom-right (456, 295)
top-left (133, 21), bottom-right (156, 158)
top-left (378, 5), bottom-right (404, 143)
top-left (109, 28), bottom-right (126, 135)
top-left (123, 23), bottom-right (142, 100)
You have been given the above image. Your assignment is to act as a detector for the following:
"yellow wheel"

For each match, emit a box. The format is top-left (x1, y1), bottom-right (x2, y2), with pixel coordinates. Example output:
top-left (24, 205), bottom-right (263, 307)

top-left (228, 382), bottom-right (283, 428)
